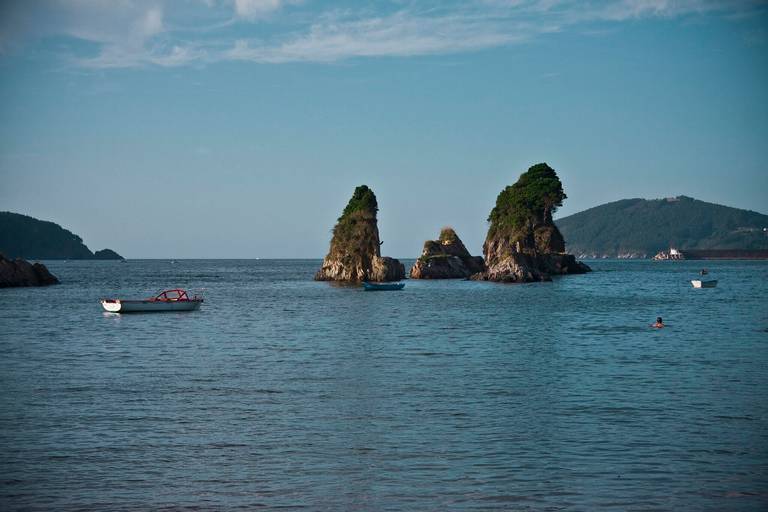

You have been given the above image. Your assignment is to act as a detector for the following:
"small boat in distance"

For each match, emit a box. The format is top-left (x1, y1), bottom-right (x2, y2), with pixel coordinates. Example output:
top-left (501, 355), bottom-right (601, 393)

top-left (101, 289), bottom-right (203, 313)
top-left (362, 281), bottom-right (405, 291)
top-left (691, 279), bottom-right (718, 288)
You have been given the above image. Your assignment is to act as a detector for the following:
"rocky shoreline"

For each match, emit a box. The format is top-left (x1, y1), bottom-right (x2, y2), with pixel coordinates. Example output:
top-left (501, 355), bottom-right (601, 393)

top-left (574, 252), bottom-right (648, 260)
top-left (0, 254), bottom-right (59, 288)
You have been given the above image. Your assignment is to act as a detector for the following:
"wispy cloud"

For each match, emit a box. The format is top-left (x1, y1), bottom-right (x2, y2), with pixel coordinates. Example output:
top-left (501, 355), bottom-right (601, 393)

top-left (225, 10), bottom-right (539, 63)
top-left (588, 0), bottom-right (732, 21)
top-left (222, 0), bottom-right (763, 64)
top-left (234, 0), bottom-right (286, 20)
top-left (78, 42), bottom-right (206, 69)
top-left (0, 0), bottom-right (764, 68)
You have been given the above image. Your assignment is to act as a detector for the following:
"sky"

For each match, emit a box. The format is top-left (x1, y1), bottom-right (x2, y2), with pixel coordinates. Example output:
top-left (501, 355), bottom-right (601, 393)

top-left (0, 0), bottom-right (767, 258)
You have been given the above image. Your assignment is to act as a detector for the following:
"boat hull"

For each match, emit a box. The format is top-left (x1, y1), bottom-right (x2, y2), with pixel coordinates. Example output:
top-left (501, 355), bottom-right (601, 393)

top-left (691, 280), bottom-right (718, 288)
top-left (362, 282), bottom-right (405, 291)
top-left (101, 299), bottom-right (202, 313)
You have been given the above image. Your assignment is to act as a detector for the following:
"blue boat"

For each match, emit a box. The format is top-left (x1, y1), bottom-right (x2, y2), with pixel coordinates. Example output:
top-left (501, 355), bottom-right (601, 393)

top-left (362, 281), bottom-right (405, 291)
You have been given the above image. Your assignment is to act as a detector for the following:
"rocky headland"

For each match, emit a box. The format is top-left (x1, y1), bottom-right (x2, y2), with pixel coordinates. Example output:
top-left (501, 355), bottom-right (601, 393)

top-left (410, 227), bottom-right (484, 279)
top-left (0, 254), bottom-right (59, 287)
top-left (556, 195), bottom-right (768, 258)
top-left (471, 163), bottom-right (590, 282)
top-left (315, 185), bottom-right (405, 282)
top-left (0, 211), bottom-right (123, 260)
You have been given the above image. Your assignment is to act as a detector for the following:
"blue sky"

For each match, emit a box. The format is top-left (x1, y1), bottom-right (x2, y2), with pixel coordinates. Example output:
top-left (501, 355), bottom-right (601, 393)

top-left (1, 0), bottom-right (766, 258)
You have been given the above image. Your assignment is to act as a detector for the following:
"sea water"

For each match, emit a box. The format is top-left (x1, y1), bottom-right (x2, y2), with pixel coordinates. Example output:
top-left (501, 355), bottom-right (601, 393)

top-left (1, 259), bottom-right (767, 511)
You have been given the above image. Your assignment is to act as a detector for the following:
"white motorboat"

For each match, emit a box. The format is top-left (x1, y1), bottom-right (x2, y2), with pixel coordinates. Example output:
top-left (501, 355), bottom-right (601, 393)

top-left (691, 279), bottom-right (718, 288)
top-left (101, 289), bottom-right (203, 313)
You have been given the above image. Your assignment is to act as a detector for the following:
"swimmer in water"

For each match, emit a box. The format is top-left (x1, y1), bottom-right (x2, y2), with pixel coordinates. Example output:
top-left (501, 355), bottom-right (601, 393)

top-left (651, 316), bottom-right (664, 328)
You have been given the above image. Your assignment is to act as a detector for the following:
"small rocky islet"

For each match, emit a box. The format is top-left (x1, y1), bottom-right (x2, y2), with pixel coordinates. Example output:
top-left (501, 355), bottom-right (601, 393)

top-left (471, 163), bottom-right (591, 282)
top-left (316, 163), bottom-right (590, 283)
top-left (315, 185), bottom-right (406, 282)
top-left (410, 228), bottom-right (484, 279)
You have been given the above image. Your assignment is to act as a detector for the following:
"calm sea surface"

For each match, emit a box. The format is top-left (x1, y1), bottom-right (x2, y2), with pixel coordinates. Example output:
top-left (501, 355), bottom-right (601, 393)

top-left (1, 259), bottom-right (767, 511)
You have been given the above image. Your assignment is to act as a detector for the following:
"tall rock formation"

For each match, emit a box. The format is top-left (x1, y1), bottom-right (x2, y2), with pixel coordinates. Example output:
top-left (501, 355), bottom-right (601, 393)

top-left (410, 227), bottom-right (484, 279)
top-left (471, 163), bottom-right (590, 282)
top-left (315, 186), bottom-right (405, 282)
top-left (0, 254), bottom-right (60, 287)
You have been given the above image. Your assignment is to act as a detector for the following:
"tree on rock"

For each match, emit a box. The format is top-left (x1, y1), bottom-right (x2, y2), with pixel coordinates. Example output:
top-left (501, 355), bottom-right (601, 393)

top-left (339, 185), bottom-right (378, 220)
top-left (488, 162), bottom-right (566, 238)
top-left (315, 185), bottom-right (405, 282)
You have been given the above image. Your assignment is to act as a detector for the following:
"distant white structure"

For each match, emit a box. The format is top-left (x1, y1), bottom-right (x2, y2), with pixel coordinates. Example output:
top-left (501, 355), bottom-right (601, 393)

top-left (653, 248), bottom-right (684, 260)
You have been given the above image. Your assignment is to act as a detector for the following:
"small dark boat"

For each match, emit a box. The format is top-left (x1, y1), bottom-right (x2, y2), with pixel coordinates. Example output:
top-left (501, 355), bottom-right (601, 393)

top-left (362, 281), bottom-right (405, 291)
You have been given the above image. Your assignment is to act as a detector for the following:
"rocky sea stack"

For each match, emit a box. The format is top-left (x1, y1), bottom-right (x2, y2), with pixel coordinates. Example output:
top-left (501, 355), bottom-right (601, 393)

top-left (410, 227), bottom-right (484, 279)
top-left (315, 185), bottom-right (405, 282)
top-left (471, 163), bottom-right (590, 282)
top-left (0, 254), bottom-right (59, 287)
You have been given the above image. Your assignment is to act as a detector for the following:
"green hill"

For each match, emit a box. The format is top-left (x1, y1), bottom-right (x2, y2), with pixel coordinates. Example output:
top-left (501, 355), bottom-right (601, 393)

top-left (0, 211), bottom-right (123, 260)
top-left (556, 196), bottom-right (768, 258)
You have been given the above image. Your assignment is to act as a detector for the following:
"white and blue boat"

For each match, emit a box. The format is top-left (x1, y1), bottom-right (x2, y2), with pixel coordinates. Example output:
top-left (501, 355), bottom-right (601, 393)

top-left (362, 281), bottom-right (405, 291)
top-left (101, 289), bottom-right (203, 313)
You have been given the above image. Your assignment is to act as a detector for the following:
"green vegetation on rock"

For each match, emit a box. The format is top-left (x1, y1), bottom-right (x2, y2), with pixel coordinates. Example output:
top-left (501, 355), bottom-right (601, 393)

top-left (418, 252), bottom-right (450, 263)
top-left (488, 163), bottom-right (566, 237)
top-left (331, 185), bottom-right (380, 256)
top-left (556, 196), bottom-right (768, 258)
top-left (339, 185), bottom-right (378, 220)
top-left (438, 227), bottom-right (459, 244)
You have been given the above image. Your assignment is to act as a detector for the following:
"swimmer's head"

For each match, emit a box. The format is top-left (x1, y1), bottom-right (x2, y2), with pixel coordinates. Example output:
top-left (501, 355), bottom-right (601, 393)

top-left (656, 317), bottom-right (663, 324)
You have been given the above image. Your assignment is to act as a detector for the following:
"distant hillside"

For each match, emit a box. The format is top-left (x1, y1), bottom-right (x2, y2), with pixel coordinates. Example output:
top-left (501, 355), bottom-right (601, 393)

top-left (556, 196), bottom-right (768, 258)
top-left (0, 212), bottom-right (123, 260)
